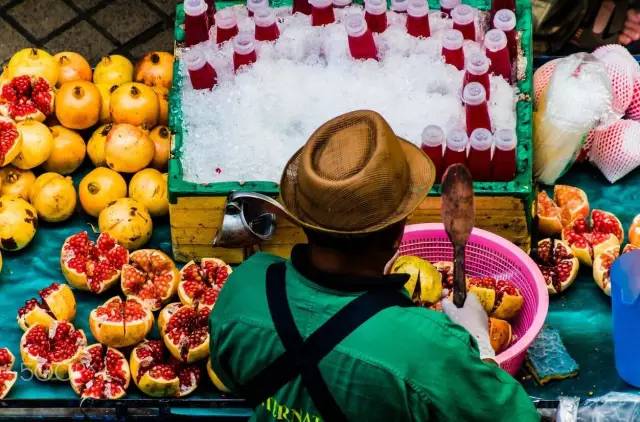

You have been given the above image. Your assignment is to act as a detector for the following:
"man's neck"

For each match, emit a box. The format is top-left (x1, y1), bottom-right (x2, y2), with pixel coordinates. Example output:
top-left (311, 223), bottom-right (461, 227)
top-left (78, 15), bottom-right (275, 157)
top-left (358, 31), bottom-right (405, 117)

top-left (307, 245), bottom-right (389, 278)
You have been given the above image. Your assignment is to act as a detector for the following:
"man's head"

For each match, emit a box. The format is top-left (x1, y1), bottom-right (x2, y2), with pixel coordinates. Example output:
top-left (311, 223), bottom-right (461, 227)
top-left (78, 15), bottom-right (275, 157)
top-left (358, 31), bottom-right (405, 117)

top-left (303, 220), bottom-right (406, 256)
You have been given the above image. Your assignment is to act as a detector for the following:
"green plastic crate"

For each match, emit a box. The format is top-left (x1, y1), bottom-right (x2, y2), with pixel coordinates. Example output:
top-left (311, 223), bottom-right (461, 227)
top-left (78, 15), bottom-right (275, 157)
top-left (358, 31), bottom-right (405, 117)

top-left (168, 0), bottom-right (533, 203)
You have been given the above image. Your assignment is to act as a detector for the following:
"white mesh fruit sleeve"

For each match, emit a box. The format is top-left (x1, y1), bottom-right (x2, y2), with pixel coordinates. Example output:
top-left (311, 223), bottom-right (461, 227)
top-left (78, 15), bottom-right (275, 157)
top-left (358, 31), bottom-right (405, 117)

top-left (589, 119), bottom-right (640, 183)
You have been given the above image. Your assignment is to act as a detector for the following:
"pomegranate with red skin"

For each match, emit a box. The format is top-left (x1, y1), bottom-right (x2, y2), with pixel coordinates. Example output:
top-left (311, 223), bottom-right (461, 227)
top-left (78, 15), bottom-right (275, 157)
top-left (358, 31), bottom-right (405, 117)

top-left (178, 258), bottom-right (232, 307)
top-left (69, 343), bottom-right (130, 399)
top-left (20, 321), bottom-right (87, 381)
top-left (0, 348), bottom-right (16, 399)
top-left (0, 117), bottom-right (21, 167)
top-left (89, 296), bottom-right (154, 348)
top-left (60, 231), bottom-right (129, 294)
top-left (534, 238), bottom-right (579, 295)
top-left (467, 277), bottom-right (524, 320)
top-left (129, 339), bottom-right (201, 397)
top-left (0, 75), bottom-right (53, 122)
top-left (158, 302), bottom-right (210, 363)
top-left (121, 249), bottom-right (179, 311)
top-left (562, 209), bottom-right (623, 266)
top-left (17, 282), bottom-right (76, 331)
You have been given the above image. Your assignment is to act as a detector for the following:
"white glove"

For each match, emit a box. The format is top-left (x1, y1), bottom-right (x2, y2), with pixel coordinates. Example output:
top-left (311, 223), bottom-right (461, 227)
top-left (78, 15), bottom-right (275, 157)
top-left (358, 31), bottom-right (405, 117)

top-left (442, 293), bottom-right (495, 360)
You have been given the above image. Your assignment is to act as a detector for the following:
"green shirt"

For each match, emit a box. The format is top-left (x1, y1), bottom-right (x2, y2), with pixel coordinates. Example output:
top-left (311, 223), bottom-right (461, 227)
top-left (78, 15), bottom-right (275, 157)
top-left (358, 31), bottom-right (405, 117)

top-left (209, 248), bottom-right (539, 421)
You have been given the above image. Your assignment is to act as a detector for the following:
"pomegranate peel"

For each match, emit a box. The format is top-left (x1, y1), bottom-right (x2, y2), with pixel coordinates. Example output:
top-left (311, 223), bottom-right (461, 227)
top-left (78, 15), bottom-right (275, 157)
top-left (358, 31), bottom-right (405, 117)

top-left (206, 359), bottom-right (230, 392)
top-left (89, 296), bottom-right (154, 348)
top-left (178, 258), bottom-right (232, 308)
top-left (467, 277), bottom-right (524, 320)
top-left (488, 317), bottom-right (512, 354)
top-left (0, 348), bottom-right (17, 398)
top-left (17, 283), bottom-right (76, 331)
top-left (630, 214), bottom-right (640, 246)
top-left (554, 185), bottom-right (589, 227)
top-left (536, 191), bottom-right (562, 236)
top-left (158, 302), bottom-right (210, 363)
top-left (121, 249), bottom-right (179, 311)
top-left (0, 75), bottom-right (54, 122)
top-left (534, 239), bottom-right (579, 295)
top-left (69, 343), bottom-right (130, 399)
top-left (0, 116), bottom-right (21, 167)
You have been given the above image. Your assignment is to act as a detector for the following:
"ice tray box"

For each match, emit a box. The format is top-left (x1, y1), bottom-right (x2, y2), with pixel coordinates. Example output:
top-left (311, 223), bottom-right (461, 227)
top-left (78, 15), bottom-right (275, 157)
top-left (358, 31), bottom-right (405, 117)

top-left (168, 0), bottom-right (534, 263)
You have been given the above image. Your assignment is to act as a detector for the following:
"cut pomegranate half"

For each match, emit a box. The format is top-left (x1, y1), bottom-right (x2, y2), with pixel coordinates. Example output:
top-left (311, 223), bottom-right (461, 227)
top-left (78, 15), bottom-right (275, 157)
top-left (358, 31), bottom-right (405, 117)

top-left (467, 277), bottom-right (524, 320)
top-left (121, 249), bottom-right (179, 311)
top-left (0, 75), bottom-right (54, 122)
top-left (158, 302), bottom-right (210, 363)
top-left (562, 209), bottom-right (623, 266)
top-left (69, 343), bottom-right (130, 399)
top-left (0, 116), bottom-right (21, 166)
top-left (0, 348), bottom-right (17, 399)
top-left (534, 238), bottom-right (579, 295)
top-left (178, 258), bottom-right (232, 308)
top-left (593, 244), bottom-right (639, 295)
top-left (17, 282), bottom-right (76, 331)
top-left (89, 296), bottom-right (154, 348)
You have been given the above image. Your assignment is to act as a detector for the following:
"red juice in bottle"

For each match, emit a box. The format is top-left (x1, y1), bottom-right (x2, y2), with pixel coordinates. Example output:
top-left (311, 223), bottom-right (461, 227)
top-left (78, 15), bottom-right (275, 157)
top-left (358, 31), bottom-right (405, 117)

top-left (406, 0), bottom-right (429, 38)
top-left (467, 128), bottom-right (493, 180)
top-left (205, 0), bottom-right (217, 29)
top-left (345, 13), bottom-right (378, 61)
top-left (440, 0), bottom-right (460, 17)
top-left (247, 0), bottom-right (268, 17)
top-left (185, 51), bottom-right (217, 90)
top-left (464, 52), bottom-right (490, 99)
top-left (421, 125), bottom-right (445, 181)
top-left (442, 29), bottom-right (464, 70)
top-left (390, 0), bottom-right (408, 13)
top-left (490, 0), bottom-right (515, 21)
top-left (215, 8), bottom-right (239, 44)
top-left (484, 28), bottom-right (511, 81)
top-left (293, 0), bottom-right (312, 15)
top-left (444, 128), bottom-right (468, 170)
top-left (365, 0), bottom-right (387, 33)
top-left (254, 7), bottom-right (280, 41)
top-left (310, 0), bottom-right (335, 26)
top-left (463, 82), bottom-right (491, 135)
top-left (493, 9), bottom-right (517, 63)
top-left (451, 4), bottom-right (476, 41)
top-left (333, 0), bottom-right (352, 8)
top-left (233, 32), bottom-right (258, 72)
top-left (184, 0), bottom-right (210, 47)
top-left (491, 128), bottom-right (517, 181)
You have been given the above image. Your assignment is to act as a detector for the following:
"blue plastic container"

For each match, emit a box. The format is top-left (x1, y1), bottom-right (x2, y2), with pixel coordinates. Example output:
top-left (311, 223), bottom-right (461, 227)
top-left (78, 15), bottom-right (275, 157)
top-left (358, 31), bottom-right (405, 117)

top-left (611, 249), bottom-right (640, 387)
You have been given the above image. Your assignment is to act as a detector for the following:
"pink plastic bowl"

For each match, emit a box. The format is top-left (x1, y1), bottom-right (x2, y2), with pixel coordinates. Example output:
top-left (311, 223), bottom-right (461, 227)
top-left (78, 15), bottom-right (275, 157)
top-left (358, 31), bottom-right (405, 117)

top-left (399, 223), bottom-right (549, 375)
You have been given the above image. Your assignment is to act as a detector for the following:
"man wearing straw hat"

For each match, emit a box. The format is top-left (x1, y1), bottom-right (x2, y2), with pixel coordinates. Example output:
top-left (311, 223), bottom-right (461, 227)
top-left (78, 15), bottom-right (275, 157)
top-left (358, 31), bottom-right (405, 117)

top-left (208, 111), bottom-right (538, 421)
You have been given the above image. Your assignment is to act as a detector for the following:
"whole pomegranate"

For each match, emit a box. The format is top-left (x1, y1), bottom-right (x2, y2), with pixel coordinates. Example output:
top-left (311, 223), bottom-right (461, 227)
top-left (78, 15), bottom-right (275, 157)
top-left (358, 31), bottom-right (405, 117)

top-left (55, 80), bottom-right (101, 129)
top-left (149, 126), bottom-right (170, 170)
top-left (134, 52), bottom-right (174, 89)
top-left (153, 86), bottom-right (169, 126)
top-left (0, 75), bottom-right (54, 122)
top-left (0, 195), bottom-right (37, 251)
top-left (53, 52), bottom-right (92, 88)
top-left (43, 126), bottom-right (86, 174)
top-left (110, 82), bottom-right (159, 128)
top-left (98, 198), bottom-right (153, 250)
top-left (87, 124), bottom-right (112, 167)
top-left (0, 166), bottom-right (35, 199)
top-left (7, 48), bottom-right (59, 86)
top-left (105, 123), bottom-right (154, 173)
top-left (93, 55), bottom-right (133, 86)
top-left (29, 173), bottom-right (77, 222)
top-left (13, 120), bottom-right (53, 170)
top-left (79, 167), bottom-right (127, 217)
top-left (129, 169), bottom-right (168, 217)
top-left (96, 83), bottom-right (118, 124)
top-left (0, 116), bottom-right (22, 166)
top-left (69, 344), bottom-right (130, 399)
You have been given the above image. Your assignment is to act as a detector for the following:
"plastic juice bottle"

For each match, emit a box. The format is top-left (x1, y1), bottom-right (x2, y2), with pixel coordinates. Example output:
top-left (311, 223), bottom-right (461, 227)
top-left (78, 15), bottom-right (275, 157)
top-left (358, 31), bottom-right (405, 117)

top-left (463, 82), bottom-right (491, 135)
top-left (254, 7), bottom-right (280, 41)
top-left (333, 0), bottom-right (352, 8)
top-left (391, 0), bottom-right (408, 13)
top-left (442, 29), bottom-right (464, 70)
top-left (345, 13), bottom-right (378, 60)
top-left (293, 0), bottom-right (312, 15)
top-left (451, 4), bottom-right (475, 41)
top-left (365, 0), bottom-right (388, 33)
top-left (421, 125), bottom-right (445, 181)
top-left (484, 28), bottom-right (511, 81)
top-left (491, 128), bottom-right (517, 181)
top-left (467, 128), bottom-right (493, 180)
top-left (247, 0), bottom-right (268, 16)
top-left (493, 9), bottom-right (517, 64)
top-left (444, 128), bottom-right (468, 169)
top-left (205, 0), bottom-right (217, 28)
top-left (215, 8), bottom-right (239, 44)
top-left (185, 51), bottom-right (217, 90)
top-left (310, 0), bottom-right (335, 25)
top-left (440, 0), bottom-right (460, 17)
top-left (233, 32), bottom-right (258, 72)
top-left (464, 52), bottom-right (490, 99)
top-left (491, 0), bottom-right (515, 20)
top-left (406, 0), bottom-right (429, 38)
top-left (184, 0), bottom-right (210, 47)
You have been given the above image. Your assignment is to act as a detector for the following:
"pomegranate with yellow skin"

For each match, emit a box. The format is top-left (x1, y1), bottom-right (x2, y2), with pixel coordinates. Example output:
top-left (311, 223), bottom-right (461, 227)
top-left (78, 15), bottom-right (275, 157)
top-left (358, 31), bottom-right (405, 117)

top-left (43, 126), bottom-right (86, 175)
top-left (0, 195), bottom-right (37, 251)
top-left (55, 81), bottom-right (101, 130)
top-left (53, 52), bottom-right (92, 88)
top-left (0, 166), bottom-right (35, 200)
top-left (87, 124), bottom-right (112, 167)
top-left (79, 167), bottom-right (127, 217)
top-left (98, 198), bottom-right (153, 250)
top-left (13, 120), bottom-right (53, 170)
top-left (110, 82), bottom-right (159, 128)
top-left (149, 126), bottom-right (170, 170)
top-left (129, 169), bottom-right (168, 217)
top-left (153, 86), bottom-right (169, 126)
top-left (93, 55), bottom-right (133, 86)
top-left (134, 52), bottom-right (174, 89)
top-left (7, 48), bottom-right (59, 86)
top-left (96, 83), bottom-right (118, 124)
top-left (29, 173), bottom-right (76, 223)
top-left (105, 123), bottom-right (154, 173)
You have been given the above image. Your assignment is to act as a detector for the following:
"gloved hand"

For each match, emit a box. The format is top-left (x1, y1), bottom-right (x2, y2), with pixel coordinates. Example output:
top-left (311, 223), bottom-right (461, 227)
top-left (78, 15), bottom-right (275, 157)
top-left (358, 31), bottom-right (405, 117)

top-left (442, 293), bottom-right (495, 360)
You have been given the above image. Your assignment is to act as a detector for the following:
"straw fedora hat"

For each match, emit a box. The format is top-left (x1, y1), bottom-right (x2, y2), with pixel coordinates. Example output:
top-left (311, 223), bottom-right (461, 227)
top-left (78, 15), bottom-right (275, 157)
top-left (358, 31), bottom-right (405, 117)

top-left (279, 110), bottom-right (435, 234)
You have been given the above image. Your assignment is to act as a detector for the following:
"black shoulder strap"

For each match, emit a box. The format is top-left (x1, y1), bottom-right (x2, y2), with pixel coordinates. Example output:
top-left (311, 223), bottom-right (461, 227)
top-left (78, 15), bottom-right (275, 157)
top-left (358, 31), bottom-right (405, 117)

top-left (239, 262), bottom-right (413, 421)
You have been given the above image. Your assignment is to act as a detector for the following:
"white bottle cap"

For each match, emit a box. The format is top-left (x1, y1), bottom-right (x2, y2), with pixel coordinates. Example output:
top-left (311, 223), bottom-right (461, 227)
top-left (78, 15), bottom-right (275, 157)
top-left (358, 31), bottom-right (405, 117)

top-left (484, 29), bottom-right (507, 52)
top-left (469, 128), bottom-right (493, 151)
top-left (184, 0), bottom-right (208, 16)
top-left (446, 129), bottom-right (468, 152)
top-left (465, 52), bottom-right (489, 75)
top-left (233, 32), bottom-right (256, 55)
top-left (421, 125), bottom-right (445, 147)
top-left (407, 0), bottom-right (428, 17)
top-left (390, 0), bottom-right (408, 12)
top-left (344, 12), bottom-right (368, 37)
top-left (493, 9), bottom-right (516, 32)
top-left (462, 82), bottom-right (486, 105)
top-left (365, 0), bottom-right (387, 15)
top-left (184, 50), bottom-right (207, 71)
top-left (494, 128), bottom-right (517, 151)
top-left (215, 8), bottom-right (238, 29)
top-left (309, 0), bottom-right (332, 8)
top-left (254, 6), bottom-right (277, 27)
top-left (333, 0), bottom-right (352, 7)
top-left (451, 4), bottom-right (474, 25)
top-left (247, 0), bottom-right (268, 13)
top-left (440, 0), bottom-right (460, 9)
top-left (442, 29), bottom-right (463, 50)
